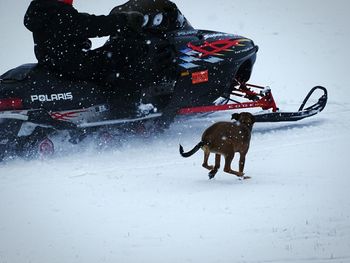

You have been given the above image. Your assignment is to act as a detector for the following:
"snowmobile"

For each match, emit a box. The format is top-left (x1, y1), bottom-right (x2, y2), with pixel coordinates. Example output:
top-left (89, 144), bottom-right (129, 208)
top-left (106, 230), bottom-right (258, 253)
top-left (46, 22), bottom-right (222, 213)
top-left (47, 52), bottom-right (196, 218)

top-left (0, 0), bottom-right (327, 160)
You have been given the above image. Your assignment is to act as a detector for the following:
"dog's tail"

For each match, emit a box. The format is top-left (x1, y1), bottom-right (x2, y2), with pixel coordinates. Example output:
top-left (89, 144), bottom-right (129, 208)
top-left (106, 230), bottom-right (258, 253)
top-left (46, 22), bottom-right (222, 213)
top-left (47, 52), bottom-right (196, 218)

top-left (179, 141), bottom-right (205, 158)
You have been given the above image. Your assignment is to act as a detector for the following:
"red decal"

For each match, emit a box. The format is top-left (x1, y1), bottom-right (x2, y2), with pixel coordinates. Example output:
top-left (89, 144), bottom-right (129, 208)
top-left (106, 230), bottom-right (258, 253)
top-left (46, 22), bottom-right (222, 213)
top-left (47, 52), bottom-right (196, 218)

top-left (50, 110), bottom-right (87, 121)
top-left (188, 38), bottom-right (246, 58)
top-left (177, 89), bottom-right (278, 115)
top-left (192, 70), bottom-right (209, 84)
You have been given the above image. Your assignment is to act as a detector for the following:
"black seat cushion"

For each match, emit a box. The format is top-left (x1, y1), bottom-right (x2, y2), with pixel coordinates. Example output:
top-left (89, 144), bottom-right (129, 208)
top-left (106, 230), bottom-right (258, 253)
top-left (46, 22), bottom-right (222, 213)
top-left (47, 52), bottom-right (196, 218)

top-left (1, 63), bottom-right (38, 81)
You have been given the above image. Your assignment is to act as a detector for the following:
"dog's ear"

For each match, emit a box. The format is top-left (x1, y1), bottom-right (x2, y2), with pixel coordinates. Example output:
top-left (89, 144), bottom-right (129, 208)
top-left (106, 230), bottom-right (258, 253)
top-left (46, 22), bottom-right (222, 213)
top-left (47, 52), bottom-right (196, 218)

top-left (231, 113), bottom-right (240, 120)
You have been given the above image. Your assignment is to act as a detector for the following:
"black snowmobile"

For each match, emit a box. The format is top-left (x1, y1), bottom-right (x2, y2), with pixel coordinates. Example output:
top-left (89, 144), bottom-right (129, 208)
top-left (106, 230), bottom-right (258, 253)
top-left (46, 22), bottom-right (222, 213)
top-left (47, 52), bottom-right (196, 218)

top-left (0, 0), bottom-right (327, 159)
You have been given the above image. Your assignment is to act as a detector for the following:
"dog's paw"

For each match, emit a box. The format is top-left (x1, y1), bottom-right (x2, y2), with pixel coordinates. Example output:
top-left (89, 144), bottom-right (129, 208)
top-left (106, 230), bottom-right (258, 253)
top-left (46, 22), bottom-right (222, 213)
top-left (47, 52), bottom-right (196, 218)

top-left (208, 170), bottom-right (218, 180)
top-left (236, 172), bottom-right (245, 177)
top-left (208, 173), bottom-right (216, 180)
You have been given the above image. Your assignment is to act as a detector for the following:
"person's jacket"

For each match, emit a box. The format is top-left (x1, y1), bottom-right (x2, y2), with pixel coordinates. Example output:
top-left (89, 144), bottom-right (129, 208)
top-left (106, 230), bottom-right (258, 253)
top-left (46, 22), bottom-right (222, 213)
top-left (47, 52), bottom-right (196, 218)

top-left (24, 0), bottom-right (127, 69)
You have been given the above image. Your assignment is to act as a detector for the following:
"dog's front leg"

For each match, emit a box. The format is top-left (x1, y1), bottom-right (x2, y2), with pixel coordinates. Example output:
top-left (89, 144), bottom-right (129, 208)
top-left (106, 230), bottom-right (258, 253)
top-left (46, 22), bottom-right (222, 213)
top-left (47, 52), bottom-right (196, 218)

top-left (239, 153), bottom-right (245, 174)
top-left (208, 154), bottom-right (221, 179)
top-left (239, 153), bottom-right (250, 180)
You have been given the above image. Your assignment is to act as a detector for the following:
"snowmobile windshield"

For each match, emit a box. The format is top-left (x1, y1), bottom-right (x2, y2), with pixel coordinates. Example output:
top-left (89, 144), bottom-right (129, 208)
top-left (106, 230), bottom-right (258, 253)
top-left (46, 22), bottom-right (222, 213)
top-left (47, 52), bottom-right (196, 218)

top-left (110, 0), bottom-right (193, 32)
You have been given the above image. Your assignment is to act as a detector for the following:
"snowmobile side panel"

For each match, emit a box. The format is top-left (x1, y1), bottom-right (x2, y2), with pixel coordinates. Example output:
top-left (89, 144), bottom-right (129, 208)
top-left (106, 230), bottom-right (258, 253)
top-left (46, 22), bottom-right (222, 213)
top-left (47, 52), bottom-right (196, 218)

top-left (0, 64), bottom-right (108, 111)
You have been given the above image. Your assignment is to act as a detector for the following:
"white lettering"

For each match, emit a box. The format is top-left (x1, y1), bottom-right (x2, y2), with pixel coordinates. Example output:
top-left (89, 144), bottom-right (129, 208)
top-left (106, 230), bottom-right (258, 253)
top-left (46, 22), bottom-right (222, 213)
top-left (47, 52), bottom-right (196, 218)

top-left (65, 92), bottom-right (73, 100)
top-left (51, 94), bottom-right (58, 101)
top-left (39, 95), bottom-right (46, 102)
top-left (31, 92), bottom-right (74, 102)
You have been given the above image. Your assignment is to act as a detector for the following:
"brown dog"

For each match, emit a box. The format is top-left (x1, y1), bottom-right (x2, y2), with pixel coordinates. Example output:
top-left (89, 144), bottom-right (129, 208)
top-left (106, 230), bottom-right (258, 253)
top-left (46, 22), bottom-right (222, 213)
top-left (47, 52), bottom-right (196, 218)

top-left (179, 112), bottom-right (255, 179)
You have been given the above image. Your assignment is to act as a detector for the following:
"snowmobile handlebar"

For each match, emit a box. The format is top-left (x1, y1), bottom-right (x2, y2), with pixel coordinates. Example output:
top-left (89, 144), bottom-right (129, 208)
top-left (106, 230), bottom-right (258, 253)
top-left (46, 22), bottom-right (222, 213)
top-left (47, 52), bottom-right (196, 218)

top-left (110, 0), bottom-right (193, 34)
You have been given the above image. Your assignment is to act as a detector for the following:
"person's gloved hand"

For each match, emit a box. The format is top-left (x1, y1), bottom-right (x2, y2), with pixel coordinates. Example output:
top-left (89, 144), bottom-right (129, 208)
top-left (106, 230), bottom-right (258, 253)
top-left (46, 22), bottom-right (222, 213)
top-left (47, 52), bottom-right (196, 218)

top-left (120, 11), bottom-right (145, 33)
top-left (81, 39), bottom-right (92, 51)
top-left (143, 39), bottom-right (177, 83)
top-left (147, 39), bottom-right (175, 69)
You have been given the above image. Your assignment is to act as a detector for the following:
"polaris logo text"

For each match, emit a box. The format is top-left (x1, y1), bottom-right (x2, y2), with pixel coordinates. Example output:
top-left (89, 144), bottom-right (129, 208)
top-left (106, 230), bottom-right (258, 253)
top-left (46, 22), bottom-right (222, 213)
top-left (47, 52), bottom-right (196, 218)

top-left (31, 92), bottom-right (73, 102)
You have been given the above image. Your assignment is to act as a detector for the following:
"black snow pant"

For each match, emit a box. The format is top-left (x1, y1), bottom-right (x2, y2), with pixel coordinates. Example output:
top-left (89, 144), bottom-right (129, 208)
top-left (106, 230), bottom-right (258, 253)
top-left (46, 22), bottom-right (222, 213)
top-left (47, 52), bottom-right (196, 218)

top-left (43, 36), bottom-right (149, 111)
top-left (43, 35), bottom-right (176, 114)
top-left (57, 37), bottom-right (146, 85)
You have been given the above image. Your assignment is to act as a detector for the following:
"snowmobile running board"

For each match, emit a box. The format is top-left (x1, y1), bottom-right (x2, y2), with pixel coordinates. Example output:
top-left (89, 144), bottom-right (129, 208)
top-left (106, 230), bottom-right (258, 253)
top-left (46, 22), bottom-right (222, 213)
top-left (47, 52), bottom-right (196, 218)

top-left (0, 111), bottom-right (163, 130)
top-left (177, 85), bottom-right (328, 123)
top-left (77, 113), bottom-right (163, 128)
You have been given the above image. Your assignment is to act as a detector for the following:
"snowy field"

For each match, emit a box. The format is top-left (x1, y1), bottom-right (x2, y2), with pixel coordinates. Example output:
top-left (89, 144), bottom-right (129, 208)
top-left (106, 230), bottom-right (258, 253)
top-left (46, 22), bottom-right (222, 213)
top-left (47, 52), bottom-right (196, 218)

top-left (1, 0), bottom-right (350, 262)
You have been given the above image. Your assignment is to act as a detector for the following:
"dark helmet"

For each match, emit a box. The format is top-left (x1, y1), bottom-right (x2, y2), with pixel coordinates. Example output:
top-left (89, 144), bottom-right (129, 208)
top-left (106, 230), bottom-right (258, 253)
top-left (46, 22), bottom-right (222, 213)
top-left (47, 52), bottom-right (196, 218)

top-left (58, 0), bottom-right (73, 5)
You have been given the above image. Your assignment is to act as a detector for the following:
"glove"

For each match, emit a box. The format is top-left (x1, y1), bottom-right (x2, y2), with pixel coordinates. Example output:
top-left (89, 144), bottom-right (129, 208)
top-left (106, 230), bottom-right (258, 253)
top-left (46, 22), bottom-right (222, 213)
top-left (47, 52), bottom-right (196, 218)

top-left (141, 39), bottom-right (177, 83)
top-left (149, 39), bottom-right (176, 70)
top-left (81, 39), bottom-right (92, 51)
top-left (120, 11), bottom-right (145, 33)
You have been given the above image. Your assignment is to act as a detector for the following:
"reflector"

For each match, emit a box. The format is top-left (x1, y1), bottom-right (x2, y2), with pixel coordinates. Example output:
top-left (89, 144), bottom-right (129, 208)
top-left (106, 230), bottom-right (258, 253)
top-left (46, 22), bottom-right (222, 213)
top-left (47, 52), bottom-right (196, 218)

top-left (0, 98), bottom-right (23, 110)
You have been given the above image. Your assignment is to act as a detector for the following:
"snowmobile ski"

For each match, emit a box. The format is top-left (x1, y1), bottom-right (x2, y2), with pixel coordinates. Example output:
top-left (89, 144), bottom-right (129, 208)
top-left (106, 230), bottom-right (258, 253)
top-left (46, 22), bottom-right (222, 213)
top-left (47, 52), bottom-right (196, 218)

top-left (254, 86), bottom-right (327, 122)
top-left (177, 84), bottom-right (328, 123)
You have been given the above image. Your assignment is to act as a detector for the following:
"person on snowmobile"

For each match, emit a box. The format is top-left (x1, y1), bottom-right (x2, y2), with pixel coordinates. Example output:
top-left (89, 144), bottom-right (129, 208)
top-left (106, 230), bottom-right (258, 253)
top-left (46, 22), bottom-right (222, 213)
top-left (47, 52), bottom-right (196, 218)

top-left (24, 0), bottom-right (146, 82)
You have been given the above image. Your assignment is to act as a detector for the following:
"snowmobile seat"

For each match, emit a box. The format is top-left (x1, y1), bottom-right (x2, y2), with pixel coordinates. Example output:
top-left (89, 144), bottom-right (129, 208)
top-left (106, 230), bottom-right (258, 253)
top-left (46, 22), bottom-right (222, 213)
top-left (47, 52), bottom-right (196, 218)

top-left (0, 63), bottom-right (39, 82)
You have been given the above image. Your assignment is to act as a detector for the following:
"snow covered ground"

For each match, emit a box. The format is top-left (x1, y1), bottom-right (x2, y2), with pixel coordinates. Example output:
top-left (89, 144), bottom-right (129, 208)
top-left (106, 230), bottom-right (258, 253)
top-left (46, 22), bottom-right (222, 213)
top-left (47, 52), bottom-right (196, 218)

top-left (1, 0), bottom-right (350, 262)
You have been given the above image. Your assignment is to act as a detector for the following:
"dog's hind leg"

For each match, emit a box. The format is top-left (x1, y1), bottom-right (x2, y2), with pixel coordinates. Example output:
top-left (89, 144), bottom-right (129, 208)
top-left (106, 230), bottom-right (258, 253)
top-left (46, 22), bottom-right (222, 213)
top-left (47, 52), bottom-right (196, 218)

top-left (202, 148), bottom-right (214, 170)
top-left (209, 154), bottom-right (221, 179)
top-left (223, 154), bottom-right (244, 178)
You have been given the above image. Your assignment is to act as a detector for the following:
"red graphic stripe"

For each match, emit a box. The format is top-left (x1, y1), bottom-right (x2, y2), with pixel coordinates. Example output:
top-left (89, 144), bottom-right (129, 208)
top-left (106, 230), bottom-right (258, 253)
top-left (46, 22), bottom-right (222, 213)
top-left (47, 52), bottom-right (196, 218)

top-left (188, 39), bottom-right (245, 58)
top-left (50, 110), bottom-right (87, 121)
